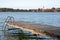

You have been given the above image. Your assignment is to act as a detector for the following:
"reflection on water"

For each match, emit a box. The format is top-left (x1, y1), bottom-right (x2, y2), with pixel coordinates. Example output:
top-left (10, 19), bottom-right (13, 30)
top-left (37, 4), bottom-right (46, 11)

top-left (0, 28), bottom-right (57, 40)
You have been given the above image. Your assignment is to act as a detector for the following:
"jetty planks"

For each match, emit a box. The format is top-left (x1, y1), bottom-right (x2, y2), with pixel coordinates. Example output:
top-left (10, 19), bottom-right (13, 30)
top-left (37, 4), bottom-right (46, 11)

top-left (6, 21), bottom-right (60, 38)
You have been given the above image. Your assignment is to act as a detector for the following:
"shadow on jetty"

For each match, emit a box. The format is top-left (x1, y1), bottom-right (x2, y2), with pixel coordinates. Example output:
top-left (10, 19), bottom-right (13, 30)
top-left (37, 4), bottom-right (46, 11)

top-left (41, 30), bottom-right (60, 39)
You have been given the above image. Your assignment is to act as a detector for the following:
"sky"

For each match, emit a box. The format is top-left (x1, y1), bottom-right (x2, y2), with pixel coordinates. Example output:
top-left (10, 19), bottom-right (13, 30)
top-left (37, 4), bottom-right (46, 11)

top-left (0, 0), bottom-right (60, 9)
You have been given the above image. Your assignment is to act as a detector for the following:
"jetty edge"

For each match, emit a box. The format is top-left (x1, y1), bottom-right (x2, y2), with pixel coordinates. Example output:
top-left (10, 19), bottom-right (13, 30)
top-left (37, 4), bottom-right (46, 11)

top-left (5, 21), bottom-right (60, 39)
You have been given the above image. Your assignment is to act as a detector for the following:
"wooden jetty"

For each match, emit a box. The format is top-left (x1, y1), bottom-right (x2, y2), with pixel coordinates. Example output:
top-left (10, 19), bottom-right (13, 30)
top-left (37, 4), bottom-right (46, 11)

top-left (5, 21), bottom-right (60, 38)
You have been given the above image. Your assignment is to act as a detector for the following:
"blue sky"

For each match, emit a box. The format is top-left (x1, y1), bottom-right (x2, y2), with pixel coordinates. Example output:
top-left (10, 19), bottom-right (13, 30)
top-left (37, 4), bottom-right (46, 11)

top-left (0, 0), bottom-right (60, 9)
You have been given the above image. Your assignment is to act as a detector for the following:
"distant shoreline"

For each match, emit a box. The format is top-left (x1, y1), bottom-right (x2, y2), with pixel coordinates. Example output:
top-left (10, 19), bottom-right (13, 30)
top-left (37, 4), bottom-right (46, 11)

top-left (0, 8), bottom-right (60, 12)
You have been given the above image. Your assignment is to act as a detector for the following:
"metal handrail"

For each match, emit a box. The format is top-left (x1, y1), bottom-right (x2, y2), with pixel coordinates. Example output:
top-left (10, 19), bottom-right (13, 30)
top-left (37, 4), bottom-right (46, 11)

top-left (2, 16), bottom-right (15, 31)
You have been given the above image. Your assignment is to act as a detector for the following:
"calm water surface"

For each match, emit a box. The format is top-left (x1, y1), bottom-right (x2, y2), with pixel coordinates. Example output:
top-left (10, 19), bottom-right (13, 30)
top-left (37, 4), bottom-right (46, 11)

top-left (0, 12), bottom-right (60, 26)
top-left (0, 12), bottom-right (60, 40)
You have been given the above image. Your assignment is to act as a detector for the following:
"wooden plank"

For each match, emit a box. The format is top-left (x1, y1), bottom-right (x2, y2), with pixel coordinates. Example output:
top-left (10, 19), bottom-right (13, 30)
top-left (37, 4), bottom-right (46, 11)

top-left (6, 21), bottom-right (60, 38)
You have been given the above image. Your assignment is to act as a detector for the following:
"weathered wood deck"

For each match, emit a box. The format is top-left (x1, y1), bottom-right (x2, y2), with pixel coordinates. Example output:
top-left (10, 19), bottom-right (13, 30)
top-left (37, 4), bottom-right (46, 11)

top-left (5, 21), bottom-right (60, 38)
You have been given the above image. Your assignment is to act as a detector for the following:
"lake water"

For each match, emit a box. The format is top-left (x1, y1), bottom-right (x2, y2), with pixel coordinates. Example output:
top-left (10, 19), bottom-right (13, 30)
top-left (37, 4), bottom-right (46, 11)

top-left (0, 12), bottom-right (60, 26)
top-left (0, 12), bottom-right (60, 40)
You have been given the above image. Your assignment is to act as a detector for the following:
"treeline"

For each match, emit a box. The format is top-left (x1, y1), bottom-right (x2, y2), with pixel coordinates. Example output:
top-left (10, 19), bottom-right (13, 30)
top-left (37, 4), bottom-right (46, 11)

top-left (0, 8), bottom-right (60, 12)
top-left (0, 8), bottom-right (29, 12)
